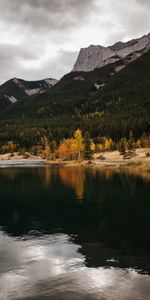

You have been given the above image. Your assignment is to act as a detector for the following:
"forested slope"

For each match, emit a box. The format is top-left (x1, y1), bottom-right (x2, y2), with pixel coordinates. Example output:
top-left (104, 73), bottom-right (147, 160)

top-left (0, 51), bottom-right (149, 145)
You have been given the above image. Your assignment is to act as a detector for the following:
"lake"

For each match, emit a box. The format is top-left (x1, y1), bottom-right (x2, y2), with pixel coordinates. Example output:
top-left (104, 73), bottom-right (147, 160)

top-left (0, 166), bottom-right (150, 300)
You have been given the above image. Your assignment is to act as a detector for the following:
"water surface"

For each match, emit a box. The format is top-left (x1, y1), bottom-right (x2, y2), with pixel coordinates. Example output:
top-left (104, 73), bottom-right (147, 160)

top-left (0, 167), bottom-right (150, 299)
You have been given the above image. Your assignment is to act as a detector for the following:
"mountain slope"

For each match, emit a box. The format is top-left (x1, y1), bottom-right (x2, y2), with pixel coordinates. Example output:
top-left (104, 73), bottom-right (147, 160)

top-left (0, 77), bottom-right (58, 110)
top-left (0, 50), bottom-right (149, 144)
top-left (1, 33), bottom-right (149, 114)
top-left (1, 60), bottom-right (124, 118)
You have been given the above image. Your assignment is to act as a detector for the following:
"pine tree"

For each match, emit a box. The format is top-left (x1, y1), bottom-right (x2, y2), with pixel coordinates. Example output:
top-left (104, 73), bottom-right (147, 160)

top-left (41, 136), bottom-right (50, 160)
top-left (83, 132), bottom-right (92, 160)
top-left (118, 138), bottom-right (127, 155)
top-left (128, 130), bottom-right (135, 152)
top-left (50, 140), bottom-right (57, 160)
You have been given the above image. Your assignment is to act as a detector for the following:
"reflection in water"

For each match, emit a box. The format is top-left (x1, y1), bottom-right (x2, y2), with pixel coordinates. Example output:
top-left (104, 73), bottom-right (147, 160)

top-left (42, 166), bottom-right (52, 186)
top-left (59, 167), bottom-right (85, 200)
top-left (0, 167), bottom-right (150, 299)
top-left (0, 231), bottom-right (150, 300)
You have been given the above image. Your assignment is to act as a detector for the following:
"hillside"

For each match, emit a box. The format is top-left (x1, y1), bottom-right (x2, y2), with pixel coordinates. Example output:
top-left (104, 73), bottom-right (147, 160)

top-left (0, 58), bottom-right (131, 118)
top-left (0, 50), bottom-right (149, 146)
top-left (0, 77), bottom-right (58, 110)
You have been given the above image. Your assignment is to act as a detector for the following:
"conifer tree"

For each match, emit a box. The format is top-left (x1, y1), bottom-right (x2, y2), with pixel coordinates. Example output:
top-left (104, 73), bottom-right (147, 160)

top-left (41, 136), bottom-right (50, 160)
top-left (83, 132), bottom-right (92, 160)
top-left (128, 130), bottom-right (135, 152)
top-left (118, 138), bottom-right (127, 155)
top-left (50, 140), bottom-right (57, 160)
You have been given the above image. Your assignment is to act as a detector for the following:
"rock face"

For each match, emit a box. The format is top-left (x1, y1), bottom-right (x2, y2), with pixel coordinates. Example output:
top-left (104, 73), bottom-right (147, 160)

top-left (72, 33), bottom-right (150, 72)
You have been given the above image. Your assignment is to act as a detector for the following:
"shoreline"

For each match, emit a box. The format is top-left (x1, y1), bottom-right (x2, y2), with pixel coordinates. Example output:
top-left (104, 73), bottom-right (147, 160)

top-left (0, 149), bottom-right (149, 178)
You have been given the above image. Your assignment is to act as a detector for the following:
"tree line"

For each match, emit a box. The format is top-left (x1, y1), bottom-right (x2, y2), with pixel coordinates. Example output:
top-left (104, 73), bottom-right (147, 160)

top-left (0, 129), bottom-right (150, 160)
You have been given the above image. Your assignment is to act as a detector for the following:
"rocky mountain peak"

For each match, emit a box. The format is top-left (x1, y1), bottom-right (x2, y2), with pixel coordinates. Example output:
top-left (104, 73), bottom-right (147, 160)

top-left (72, 32), bottom-right (150, 72)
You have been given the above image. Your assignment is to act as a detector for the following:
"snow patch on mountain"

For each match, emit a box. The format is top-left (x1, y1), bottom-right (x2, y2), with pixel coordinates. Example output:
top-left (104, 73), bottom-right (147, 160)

top-left (5, 95), bottom-right (18, 103)
top-left (25, 88), bottom-right (41, 96)
top-left (0, 77), bottom-right (58, 107)
top-left (13, 78), bottom-right (24, 89)
top-left (94, 83), bottom-right (105, 90)
top-left (44, 78), bottom-right (58, 87)
top-left (12, 78), bottom-right (58, 97)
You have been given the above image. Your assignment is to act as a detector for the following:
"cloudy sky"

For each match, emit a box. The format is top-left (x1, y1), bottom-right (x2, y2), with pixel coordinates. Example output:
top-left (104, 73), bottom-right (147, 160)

top-left (0, 0), bottom-right (149, 84)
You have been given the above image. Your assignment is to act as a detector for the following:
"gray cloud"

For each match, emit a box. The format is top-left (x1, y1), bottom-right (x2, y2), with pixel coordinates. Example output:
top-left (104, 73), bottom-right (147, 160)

top-left (105, 0), bottom-right (150, 44)
top-left (0, 0), bottom-right (97, 32)
top-left (0, 0), bottom-right (149, 84)
top-left (0, 44), bottom-right (38, 83)
top-left (135, 0), bottom-right (149, 5)
top-left (37, 49), bottom-right (79, 80)
top-left (0, 43), bottom-right (46, 83)
top-left (0, 46), bottom-right (78, 84)
top-left (0, 0), bottom-right (97, 83)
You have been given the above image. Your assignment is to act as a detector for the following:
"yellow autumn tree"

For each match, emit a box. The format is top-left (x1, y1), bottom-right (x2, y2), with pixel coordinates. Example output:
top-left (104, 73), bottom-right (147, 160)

top-left (58, 138), bottom-right (78, 160)
top-left (136, 139), bottom-right (141, 148)
top-left (7, 141), bottom-right (17, 153)
top-left (58, 143), bottom-right (68, 160)
top-left (64, 138), bottom-right (77, 159)
top-left (1, 141), bottom-right (17, 154)
top-left (105, 138), bottom-right (113, 151)
top-left (98, 143), bottom-right (104, 152)
top-left (90, 141), bottom-right (96, 152)
top-left (74, 129), bottom-right (84, 160)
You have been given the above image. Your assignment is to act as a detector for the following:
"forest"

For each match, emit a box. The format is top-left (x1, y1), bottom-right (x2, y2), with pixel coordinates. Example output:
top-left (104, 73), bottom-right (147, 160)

top-left (0, 127), bottom-right (150, 161)
top-left (0, 51), bottom-right (149, 155)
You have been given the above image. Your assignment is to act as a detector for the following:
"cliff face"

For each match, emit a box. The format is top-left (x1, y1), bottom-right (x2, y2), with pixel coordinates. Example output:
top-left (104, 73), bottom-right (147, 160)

top-left (72, 33), bottom-right (150, 72)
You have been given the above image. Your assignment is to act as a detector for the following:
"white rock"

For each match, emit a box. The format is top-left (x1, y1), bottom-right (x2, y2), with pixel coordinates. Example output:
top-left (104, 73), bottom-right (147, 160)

top-left (73, 45), bottom-right (114, 72)
top-left (72, 33), bottom-right (150, 72)
top-left (115, 65), bottom-right (125, 73)
top-left (73, 76), bottom-right (85, 81)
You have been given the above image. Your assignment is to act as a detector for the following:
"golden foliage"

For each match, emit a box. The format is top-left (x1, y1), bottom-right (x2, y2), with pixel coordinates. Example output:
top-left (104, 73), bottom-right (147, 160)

top-left (74, 129), bottom-right (84, 159)
top-left (105, 138), bottom-right (113, 151)
top-left (1, 141), bottom-right (17, 154)
top-left (58, 138), bottom-right (78, 160)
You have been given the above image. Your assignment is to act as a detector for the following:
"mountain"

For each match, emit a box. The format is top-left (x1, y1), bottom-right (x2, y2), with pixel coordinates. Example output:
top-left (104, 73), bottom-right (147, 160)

top-left (1, 58), bottom-right (124, 118)
top-left (72, 33), bottom-right (150, 72)
top-left (0, 49), bottom-right (149, 144)
top-left (0, 77), bottom-right (58, 110)
top-left (0, 34), bottom-right (149, 146)
top-left (1, 33), bottom-right (149, 113)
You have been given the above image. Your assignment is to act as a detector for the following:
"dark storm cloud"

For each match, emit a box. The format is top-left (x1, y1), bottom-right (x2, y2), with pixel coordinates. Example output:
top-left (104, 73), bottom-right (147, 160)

top-left (0, 0), bottom-right (97, 32)
top-left (0, 0), bottom-right (98, 83)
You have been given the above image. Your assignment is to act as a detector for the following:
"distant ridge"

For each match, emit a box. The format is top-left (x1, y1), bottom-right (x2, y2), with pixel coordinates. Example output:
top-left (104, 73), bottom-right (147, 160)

top-left (0, 77), bottom-right (58, 109)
